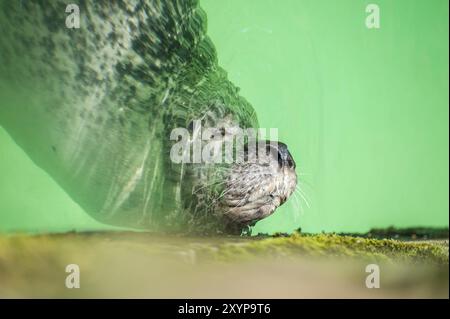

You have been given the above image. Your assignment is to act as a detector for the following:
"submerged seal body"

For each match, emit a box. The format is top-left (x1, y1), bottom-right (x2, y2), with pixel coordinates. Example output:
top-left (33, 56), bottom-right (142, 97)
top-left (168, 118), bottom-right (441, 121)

top-left (0, 0), bottom-right (297, 234)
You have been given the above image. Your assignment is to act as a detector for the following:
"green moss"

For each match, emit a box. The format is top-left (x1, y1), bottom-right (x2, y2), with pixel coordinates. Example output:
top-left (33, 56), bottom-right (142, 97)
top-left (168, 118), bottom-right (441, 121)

top-left (199, 233), bottom-right (449, 264)
top-left (338, 227), bottom-right (449, 240)
top-left (0, 231), bottom-right (447, 267)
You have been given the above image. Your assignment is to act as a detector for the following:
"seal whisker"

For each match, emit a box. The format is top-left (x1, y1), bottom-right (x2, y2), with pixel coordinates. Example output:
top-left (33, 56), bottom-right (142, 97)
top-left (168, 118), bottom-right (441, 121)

top-left (295, 186), bottom-right (310, 209)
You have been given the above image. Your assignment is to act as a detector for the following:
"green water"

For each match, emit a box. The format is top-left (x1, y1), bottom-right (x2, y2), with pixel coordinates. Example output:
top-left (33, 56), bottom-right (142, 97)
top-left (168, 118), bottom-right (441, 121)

top-left (0, 0), bottom-right (448, 234)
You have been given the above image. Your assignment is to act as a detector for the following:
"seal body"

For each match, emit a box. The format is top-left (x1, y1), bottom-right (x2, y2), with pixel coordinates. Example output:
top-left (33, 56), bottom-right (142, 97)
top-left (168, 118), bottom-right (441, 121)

top-left (0, 0), bottom-right (295, 233)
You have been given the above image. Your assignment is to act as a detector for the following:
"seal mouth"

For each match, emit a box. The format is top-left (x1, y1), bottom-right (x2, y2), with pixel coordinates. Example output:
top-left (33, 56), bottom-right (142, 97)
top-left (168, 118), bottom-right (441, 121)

top-left (278, 195), bottom-right (287, 205)
top-left (218, 141), bottom-right (297, 228)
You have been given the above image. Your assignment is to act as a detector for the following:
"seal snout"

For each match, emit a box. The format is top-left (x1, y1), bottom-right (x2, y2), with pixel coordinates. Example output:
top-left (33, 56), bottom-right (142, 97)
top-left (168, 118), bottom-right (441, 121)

top-left (220, 140), bottom-right (298, 230)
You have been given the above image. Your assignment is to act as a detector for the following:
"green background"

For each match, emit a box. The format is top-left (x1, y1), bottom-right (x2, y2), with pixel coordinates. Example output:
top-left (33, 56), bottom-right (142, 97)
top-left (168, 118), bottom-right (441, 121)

top-left (0, 0), bottom-right (448, 234)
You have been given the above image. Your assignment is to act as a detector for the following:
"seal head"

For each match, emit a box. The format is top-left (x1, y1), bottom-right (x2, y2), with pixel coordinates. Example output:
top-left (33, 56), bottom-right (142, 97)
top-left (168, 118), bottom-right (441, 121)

top-left (0, 0), bottom-right (297, 234)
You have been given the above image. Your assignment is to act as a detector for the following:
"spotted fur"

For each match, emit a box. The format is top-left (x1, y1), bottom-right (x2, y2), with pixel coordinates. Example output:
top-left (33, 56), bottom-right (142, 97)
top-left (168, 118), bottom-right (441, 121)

top-left (0, 0), bottom-right (295, 234)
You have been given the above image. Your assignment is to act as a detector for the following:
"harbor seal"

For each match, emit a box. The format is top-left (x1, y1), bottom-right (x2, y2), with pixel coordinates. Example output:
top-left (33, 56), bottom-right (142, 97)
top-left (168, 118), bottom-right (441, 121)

top-left (0, 0), bottom-right (297, 234)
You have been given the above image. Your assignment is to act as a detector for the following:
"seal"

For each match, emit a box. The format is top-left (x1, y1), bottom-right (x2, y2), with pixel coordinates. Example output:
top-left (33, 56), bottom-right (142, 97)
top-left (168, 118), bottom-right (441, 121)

top-left (0, 0), bottom-right (297, 234)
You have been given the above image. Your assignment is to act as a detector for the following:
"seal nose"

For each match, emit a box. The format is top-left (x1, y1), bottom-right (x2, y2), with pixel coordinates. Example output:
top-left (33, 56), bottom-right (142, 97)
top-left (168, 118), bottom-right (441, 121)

top-left (276, 142), bottom-right (296, 169)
